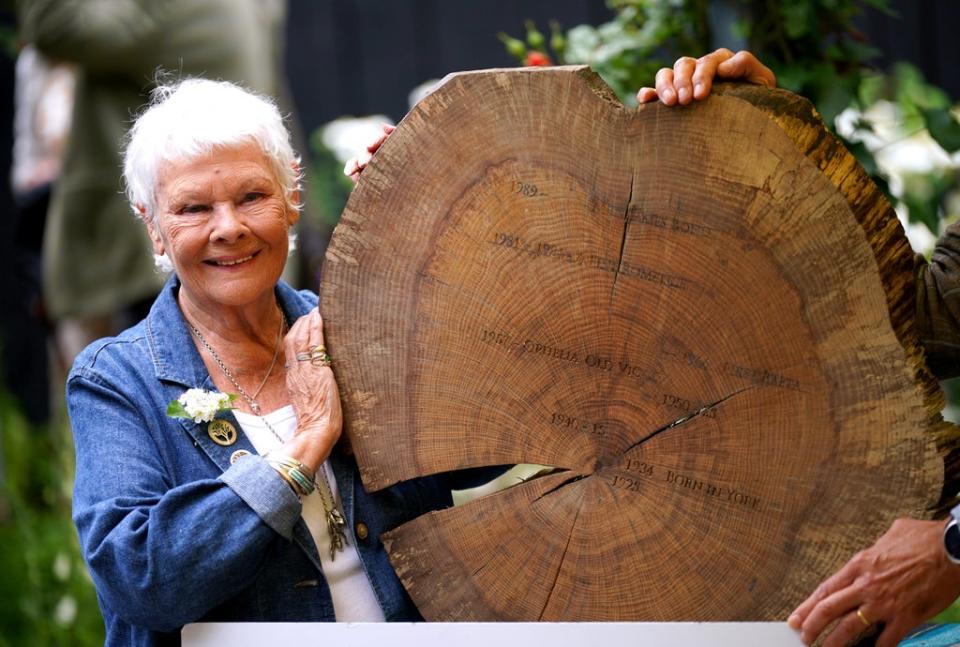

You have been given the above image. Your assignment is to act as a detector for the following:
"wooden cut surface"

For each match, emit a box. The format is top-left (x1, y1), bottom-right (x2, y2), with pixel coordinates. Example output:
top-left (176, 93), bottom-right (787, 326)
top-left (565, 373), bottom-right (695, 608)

top-left (320, 67), bottom-right (956, 620)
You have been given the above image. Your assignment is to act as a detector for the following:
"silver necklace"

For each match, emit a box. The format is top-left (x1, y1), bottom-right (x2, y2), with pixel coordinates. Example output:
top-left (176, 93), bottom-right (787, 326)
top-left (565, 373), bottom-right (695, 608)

top-left (187, 310), bottom-right (347, 559)
top-left (188, 313), bottom-right (284, 416)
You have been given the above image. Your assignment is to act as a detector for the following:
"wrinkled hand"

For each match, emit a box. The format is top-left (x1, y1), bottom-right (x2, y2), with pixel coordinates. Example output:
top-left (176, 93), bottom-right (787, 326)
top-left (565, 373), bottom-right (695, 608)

top-left (282, 308), bottom-right (342, 472)
top-left (788, 518), bottom-right (960, 647)
top-left (343, 123), bottom-right (395, 183)
top-left (637, 48), bottom-right (776, 106)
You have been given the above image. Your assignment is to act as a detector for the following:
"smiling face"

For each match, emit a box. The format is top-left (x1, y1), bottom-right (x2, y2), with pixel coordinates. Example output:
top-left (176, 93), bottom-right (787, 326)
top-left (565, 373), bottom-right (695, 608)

top-left (145, 142), bottom-right (299, 311)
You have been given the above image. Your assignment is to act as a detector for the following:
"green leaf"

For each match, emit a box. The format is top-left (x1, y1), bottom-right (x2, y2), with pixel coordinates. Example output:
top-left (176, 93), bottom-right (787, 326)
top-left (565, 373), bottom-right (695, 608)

top-left (780, 2), bottom-right (813, 39)
top-left (923, 108), bottom-right (960, 153)
top-left (813, 78), bottom-right (855, 127)
top-left (497, 32), bottom-right (527, 61)
top-left (857, 71), bottom-right (886, 108)
top-left (841, 40), bottom-right (882, 65)
top-left (903, 191), bottom-right (940, 234)
top-left (893, 62), bottom-right (950, 111)
top-left (166, 400), bottom-right (191, 419)
top-left (524, 20), bottom-right (547, 52)
top-left (773, 66), bottom-right (812, 94)
top-left (844, 140), bottom-right (879, 177)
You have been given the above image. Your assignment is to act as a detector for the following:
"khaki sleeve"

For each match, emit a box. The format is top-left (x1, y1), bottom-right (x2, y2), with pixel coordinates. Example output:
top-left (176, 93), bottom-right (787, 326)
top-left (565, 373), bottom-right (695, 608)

top-left (915, 221), bottom-right (960, 380)
top-left (18, 0), bottom-right (158, 77)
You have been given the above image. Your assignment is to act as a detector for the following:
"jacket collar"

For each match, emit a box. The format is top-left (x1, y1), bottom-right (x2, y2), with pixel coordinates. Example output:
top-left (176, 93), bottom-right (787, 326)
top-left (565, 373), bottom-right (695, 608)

top-left (146, 274), bottom-right (315, 388)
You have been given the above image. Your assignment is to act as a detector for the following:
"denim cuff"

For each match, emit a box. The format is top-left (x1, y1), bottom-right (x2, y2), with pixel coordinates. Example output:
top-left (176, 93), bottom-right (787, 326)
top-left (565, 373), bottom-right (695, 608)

top-left (221, 455), bottom-right (301, 540)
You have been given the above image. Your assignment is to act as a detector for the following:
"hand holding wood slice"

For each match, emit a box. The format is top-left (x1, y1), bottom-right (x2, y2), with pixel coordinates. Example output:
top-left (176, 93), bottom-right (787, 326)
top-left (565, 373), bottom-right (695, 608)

top-left (320, 66), bottom-right (957, 620)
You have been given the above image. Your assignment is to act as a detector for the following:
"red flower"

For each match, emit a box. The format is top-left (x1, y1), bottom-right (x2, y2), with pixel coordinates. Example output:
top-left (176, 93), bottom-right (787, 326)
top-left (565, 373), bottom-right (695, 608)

top-left (525, 51), bottom-right (552, 67)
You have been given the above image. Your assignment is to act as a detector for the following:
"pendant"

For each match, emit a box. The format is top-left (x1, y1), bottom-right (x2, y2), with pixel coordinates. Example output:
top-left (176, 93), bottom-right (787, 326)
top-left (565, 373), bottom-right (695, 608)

top-left (326, 507), bottom-right (347, 560)
top-left (208, 419), bottom-right (237, 446)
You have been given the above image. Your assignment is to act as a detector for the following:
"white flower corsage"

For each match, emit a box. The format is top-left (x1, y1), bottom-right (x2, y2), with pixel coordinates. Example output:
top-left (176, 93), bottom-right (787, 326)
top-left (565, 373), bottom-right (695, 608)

top-left (167, 388), bottom-right (236, 423)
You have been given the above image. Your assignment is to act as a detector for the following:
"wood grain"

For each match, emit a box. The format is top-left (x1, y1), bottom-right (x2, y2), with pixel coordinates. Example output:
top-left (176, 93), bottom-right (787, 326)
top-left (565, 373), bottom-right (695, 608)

top-left (320, 67), bottom-right (957, 620)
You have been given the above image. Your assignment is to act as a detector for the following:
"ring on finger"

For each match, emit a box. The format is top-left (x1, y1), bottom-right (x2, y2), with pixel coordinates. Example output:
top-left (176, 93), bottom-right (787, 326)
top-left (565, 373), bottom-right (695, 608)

top-left (296, 352), bottom-right (312, 362)
top-left (311, 352), bottom-right (333, 367)
top-left (856, 608), bottom-right (871, 629)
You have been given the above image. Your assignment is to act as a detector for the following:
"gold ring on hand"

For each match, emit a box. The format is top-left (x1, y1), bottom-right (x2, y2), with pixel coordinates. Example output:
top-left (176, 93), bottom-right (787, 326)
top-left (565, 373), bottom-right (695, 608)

top-left (309, 345), bottom-right (332, 367)
top-left (856, 608), bottom-right (871, 629)
top-left (310, 352), bottom-right (332, 367)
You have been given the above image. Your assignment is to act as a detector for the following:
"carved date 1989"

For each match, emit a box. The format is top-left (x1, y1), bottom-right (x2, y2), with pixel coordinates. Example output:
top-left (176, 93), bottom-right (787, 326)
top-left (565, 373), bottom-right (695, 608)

top-left (515, 181), bottom-right (542, 197)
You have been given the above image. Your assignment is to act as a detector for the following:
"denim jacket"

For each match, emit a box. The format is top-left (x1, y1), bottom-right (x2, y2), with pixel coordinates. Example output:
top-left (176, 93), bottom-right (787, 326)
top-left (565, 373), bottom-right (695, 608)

top-left (68, 277), bottom-right (456, 646)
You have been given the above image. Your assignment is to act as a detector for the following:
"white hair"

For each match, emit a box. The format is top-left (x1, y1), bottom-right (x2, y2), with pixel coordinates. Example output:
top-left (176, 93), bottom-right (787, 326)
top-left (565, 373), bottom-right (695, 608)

top-left (123, 78), bottom-right (301, 271)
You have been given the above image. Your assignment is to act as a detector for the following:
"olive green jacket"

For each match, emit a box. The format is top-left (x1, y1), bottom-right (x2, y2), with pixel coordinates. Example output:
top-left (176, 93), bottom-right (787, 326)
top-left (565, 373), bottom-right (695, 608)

top-left (20, 0), bottom-right (287, 319)
top-left (918, 223), bottom-right (960, 380)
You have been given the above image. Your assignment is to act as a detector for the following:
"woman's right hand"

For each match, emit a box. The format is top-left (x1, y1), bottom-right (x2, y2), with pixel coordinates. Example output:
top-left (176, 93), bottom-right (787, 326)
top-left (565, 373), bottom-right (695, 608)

top-left (283, 307), bottom-right (343, 473)
top-left (343, 123), bottom-right (395, 183)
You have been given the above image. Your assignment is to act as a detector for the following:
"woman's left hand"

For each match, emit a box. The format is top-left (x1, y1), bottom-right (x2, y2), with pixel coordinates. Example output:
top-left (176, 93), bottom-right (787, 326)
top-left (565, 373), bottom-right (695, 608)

top-left (282, 307), bottom-right (343, 473)
top-left (637, 48), bottom-right (776, 106)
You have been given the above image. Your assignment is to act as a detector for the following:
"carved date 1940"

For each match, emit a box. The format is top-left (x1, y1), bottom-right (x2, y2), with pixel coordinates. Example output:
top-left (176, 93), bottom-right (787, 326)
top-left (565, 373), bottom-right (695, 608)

top-left (550, 412), bottom-right (606, 436)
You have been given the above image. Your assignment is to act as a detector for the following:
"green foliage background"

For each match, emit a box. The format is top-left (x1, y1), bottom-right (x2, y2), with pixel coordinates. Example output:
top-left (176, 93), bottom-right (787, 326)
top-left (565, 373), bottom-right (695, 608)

top-left (0, 393), bottom-right (105, 645)
top-left (504, 0), bottom-right (960, 241)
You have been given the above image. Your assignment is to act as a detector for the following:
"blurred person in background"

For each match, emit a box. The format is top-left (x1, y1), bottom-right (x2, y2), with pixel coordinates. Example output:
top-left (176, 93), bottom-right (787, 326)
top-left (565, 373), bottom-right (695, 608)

top-left (18, 0), bottom-right (293, 372)
top-left (7, 43), bottom-right (73, 424)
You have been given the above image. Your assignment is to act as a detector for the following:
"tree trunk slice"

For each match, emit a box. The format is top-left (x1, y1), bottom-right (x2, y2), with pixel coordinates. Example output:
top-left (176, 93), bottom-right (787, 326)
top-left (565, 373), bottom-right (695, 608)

top-left (319, 66), bottom-right (957, 621)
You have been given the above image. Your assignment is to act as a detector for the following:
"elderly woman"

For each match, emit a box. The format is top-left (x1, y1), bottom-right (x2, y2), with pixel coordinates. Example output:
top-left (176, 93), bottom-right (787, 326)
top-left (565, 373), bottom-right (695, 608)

top-left (69, 79), bottom-right (418, 645)
top-left (69, 51), bottom-right (773, 646)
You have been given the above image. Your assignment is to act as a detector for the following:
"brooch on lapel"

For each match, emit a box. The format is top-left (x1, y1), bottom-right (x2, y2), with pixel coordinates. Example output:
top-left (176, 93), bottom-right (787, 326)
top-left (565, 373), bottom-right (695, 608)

top-left (167, 388), bottom-right (238, 446)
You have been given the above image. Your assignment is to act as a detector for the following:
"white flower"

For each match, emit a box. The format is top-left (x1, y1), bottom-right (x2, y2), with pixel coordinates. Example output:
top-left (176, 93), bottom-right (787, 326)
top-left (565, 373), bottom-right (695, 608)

top-left (176, 388), bottom-right (233, 423)
top-left (54, 595), bottom-right (77, 626)
top-left (52, 551), bottom-right (71, 581)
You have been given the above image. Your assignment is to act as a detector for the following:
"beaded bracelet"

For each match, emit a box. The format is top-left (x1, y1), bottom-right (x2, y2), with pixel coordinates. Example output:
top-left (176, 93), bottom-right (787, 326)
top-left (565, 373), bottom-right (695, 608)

top-left (265, 453), bottom-right (317, 498)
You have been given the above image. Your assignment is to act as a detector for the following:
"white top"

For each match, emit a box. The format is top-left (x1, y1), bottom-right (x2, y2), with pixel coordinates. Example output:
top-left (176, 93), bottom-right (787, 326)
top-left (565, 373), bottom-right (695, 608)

top-left (233, 406), bottom-right (386, 622)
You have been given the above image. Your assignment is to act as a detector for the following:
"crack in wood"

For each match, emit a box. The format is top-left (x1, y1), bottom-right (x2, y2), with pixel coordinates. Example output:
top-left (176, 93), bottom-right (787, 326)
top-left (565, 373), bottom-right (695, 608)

top-left (537, 487), bottom-right (585, 620)
top-left (517, 466), bottom-right (567, 483)
top-left (528, 388), bottom-right (753, 505)
top-left (611, 173), bottom-right (636, 301)
top-left (618, 386), bottom-right (754, 458)
top-left (532, 473), bottom-right (587, 503)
